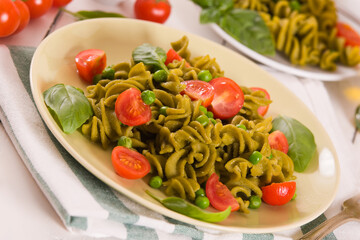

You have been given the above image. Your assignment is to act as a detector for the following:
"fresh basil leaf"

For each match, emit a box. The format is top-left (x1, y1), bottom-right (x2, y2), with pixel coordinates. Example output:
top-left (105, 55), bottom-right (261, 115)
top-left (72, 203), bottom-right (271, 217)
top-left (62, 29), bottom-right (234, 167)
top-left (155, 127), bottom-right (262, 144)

top-left (213, 0), bottom-right (233, 13)
top-left (132, 43), bottom-right (168, 73)
top-left (200, 8), bottom-right (222, 24)
top-left (219, 9), bottom-right (275, 56)
top-left (43, 84), bottom-right (93, 134)
top-left (192, 0), bottom-right (214, 8)
top-left (62, 9), bottom-right (125, 20)
top-left (272, 115), bottom-right (317, 172)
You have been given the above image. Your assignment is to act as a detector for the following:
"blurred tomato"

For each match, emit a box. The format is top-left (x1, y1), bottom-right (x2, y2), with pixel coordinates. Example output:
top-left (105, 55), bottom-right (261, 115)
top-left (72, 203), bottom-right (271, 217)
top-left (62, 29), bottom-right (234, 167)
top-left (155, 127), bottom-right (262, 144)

top-left (53, 0), bottom-right (72, 7)
top-left (13, 0), bottom-right (30, 34)
top-left (134, 0), bottom-right (171, 24)
top-left (0, 0), bottom-right (20, 37)
top-left (25, 0), bottom-right (53, 19)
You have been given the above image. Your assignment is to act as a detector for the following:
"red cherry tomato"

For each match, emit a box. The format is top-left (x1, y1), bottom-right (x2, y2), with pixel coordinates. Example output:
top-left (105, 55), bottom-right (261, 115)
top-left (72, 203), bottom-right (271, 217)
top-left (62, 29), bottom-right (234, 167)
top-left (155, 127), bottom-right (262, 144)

top-left (181, 80), bottom-right (215, 107)
top-left (52, 0), bottom-right (72, 7)
top-left (261, 181), bottom-right (296, 206)
top-left (336, 22), bottom-right (360, 47)
top-left (206, 173), bottom-right (240, 212)
top-left (208, 77), bottom-right (244, 120)
top-left (0, 0), bottom-right (20, 37)
top-left (165, 48), bottom-right (190, 67)
top-left (13, 0), bottom-right (30, 34)
top-left (111, 146), bottom-right (151, 179)
top-left (24, 0), bottom-right (53, 19)
top-left (250, 87), bottom-right (270, 116)
top-left (75, 49), bottom-right (107, 84)
top-left (134, 0), bottom-right (171, 24)
top-left (115, 88), bottom-right (152, 126)
top-left (269, 130), bottom-right (289, 154)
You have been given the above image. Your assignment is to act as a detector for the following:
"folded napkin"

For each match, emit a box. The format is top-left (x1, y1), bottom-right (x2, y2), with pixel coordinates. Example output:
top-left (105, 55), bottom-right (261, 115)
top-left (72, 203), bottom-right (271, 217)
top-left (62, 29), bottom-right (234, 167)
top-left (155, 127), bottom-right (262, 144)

top-left (0, 44), bottom-right (357, 240)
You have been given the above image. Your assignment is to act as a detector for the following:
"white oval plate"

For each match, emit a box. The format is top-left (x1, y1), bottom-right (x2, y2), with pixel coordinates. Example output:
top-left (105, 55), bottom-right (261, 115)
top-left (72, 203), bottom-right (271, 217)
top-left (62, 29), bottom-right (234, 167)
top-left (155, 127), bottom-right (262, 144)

top-left (30, 18), bottom-right (340, 233)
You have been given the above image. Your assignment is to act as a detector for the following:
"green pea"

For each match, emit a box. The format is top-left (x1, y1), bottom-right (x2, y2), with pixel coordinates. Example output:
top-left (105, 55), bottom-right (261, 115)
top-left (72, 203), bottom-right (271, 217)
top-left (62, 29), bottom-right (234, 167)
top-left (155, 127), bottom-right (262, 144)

top-left (236, 124), bottom-right (246, 130)
top-left (249, 195), bottom-right (261, 209)
top-left (117, 136), bottom-right (132, 148)
top-left (141, 90), bottom-right (156, 105)
top-left (149, 176), bottom-right (163, 189)
top-left (206, 111), bottom-right (213, 119)
top-left (195, 196), bottom-right (210, 209)
top-left (196, 115), bottom-right (209, 126)
top-left (290, 0), bottom-right (301, 11)
top-left (159, 106), bottom-right (168, 116)
top-left (210, 118), bottom-right (217, 125)
top-left (195, 188), bottom-right (206, 197)
top-left (102, 66), bottom-right (115, 80)
top-left (198, 70), bottom-right (212, 82)
top-left (249, 151), bottom-right (262, 165)
top-left (153, 69), bottom-right (168, 82)
top-left (199, 105), bottom-right (207, 114)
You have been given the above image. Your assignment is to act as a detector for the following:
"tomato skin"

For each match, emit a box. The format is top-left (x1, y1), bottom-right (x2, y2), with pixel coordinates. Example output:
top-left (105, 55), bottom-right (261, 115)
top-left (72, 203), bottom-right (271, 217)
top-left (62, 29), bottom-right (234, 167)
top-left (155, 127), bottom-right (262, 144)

top-left (165, 48), bottom-right (190, 67)
top-left (336, 22), bottom-right (360, 47)
top-left (115, 88), bottom-right (152, 126)
top-left (134, 0), bottom-right (171, 24)
top-left (111, 146), bottom-right (151, 179)
top-left (181, 80), bottom-right (215, 107)
top-left (52, 0), bottom-right (72, 7)
top-left (250, 87), bottom-right (270, 116)
top-left (261, 182), bottom-right (296, 206)
top-left (206, 173), bottom-right (240, 212)
top-left (24, 0), bottom-right (53, 19)
top-left (208, 77), bottom-right (244, 120)
top-left (75, 49), bottom-right (107, 84)
top-left (269, 130), bottom-right (289, 154)
top-left (13, 0), bottom-right (30, 34)
top-left (0, 0), bottom-right (20, 38)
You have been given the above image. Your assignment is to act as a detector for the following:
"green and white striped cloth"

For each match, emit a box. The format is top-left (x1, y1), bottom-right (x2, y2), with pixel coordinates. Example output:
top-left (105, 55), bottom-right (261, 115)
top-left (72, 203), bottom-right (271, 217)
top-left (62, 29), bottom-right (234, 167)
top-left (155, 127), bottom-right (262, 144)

top-left (0, 45), bottom-right (341, 240)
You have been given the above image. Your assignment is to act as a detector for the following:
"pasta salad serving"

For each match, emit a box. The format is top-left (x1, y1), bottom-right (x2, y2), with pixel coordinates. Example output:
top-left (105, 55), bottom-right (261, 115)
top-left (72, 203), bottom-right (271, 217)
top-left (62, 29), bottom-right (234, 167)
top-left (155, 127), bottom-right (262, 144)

top-left (43, 36), bottom-right (317, 222)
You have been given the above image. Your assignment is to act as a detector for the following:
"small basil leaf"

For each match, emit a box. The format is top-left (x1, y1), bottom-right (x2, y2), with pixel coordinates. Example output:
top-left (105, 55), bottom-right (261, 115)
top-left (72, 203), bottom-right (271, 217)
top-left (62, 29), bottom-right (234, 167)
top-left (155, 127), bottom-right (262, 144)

top-left (213, 0), bottom-right (233, 13)
top-left (200, 8), bottom-right (222, 24)
top-left (132, 43), bottom-right (168, 73)
top-left (43, 84), bottom-right (93, 134)
top-left (192, 0), bottom-right (214, 8)
top-left (272, 115), bottom-right (317, 172)
top-left (62, 9), bottom-right (125, 20)
top-left (219, 9), bottom-right (275, 56)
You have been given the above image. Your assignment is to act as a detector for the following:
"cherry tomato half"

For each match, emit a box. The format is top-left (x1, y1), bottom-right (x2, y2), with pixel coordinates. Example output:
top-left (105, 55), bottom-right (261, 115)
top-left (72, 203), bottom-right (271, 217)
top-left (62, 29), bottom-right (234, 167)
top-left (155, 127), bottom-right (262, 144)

top-left (115, 88), bottom-right (152, 126)
top-left (250, 87), bottom-right (270, 116)
top-left (261, 181), bottom-right (296, 206)
top-left (134, 0), bottom-right (171, 24)
top-left (165, 48), bottom-right (190, 67)
top-left (0, 0), bottom-right (20, 37)
top-left (53, 0), bottom-right (72, 7)
top-left (13, 0), bottom-right (30, 34)
top-left (24, 0), bottom-right (53, 19)
top-left (75, 49), bottom-right (107, 84)
top-left (336, 22), bottom-right (360, 47)
top-left (206, 173), bottom-right (240, 212)
top-left (208, 77), bottom-right (244, 120)
top-left (181, 80), bottom-right (215, 107)
top-left (269, 130), bottom-right (289, 154)
top-left (111, 146), bottom-right (151, 179)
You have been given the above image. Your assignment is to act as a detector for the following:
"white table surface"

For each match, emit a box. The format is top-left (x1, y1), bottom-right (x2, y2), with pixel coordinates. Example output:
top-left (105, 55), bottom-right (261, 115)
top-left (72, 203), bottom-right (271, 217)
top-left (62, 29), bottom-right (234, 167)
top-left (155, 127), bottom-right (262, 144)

top-left (1, 0), bottom-right (360, 239)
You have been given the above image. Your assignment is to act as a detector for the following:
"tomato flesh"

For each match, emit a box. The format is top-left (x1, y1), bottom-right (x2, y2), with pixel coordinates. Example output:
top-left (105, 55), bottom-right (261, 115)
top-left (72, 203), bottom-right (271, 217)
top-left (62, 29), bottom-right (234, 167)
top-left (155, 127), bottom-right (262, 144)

top-left (75, 49), bottom-right (107, 84)
top-left (181, 80), bottom-right (214, 107)
top-left (336, 22), bottom-right (360, 47)
top-left (115, 88), bottom-right (152, 126)
top-left (112, 146), bottom-right (151, 179)
top-left (261, 182), bottom-right (296, 206)
top-left (250, 87), bottom-right (270, 116)
top-left (0, 0), bottom-right (20, 37)
top-left (165, 48), bottom-right (190, 67)
top-left (208, 77), bottom-right (244, 120)
top-left (206, 173), bottom-right (239, 212)
top-left (269, 130), bottom-right (289, 154)
top-left (134, 0), bottom-right (171, 24)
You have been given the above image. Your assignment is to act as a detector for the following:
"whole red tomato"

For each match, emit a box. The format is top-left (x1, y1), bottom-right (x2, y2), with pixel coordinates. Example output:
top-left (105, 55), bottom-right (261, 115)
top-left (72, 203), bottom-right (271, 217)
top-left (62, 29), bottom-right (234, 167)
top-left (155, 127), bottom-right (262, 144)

top-left (0, 0), bottom-right (20, 37)
top-left (13, 0), bottom-right (30, 34)
top-left (134, 0), bottom-right (171, 24)
top-left (53, 0), bottom-right (72, 8)
top-left (25, 0), bottom-right (53, 19)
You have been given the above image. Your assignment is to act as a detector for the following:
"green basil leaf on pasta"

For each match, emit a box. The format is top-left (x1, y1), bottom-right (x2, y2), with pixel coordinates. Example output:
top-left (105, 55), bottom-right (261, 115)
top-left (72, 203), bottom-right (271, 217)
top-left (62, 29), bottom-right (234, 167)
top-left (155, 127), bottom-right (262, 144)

top-left (219, 9), bottom-right (275, 56)
top-left (272, 115), bottom-right (316, 172)
top-left (132, 43), bottom-right (169, 73)
top-left (43, 84), bottom-right (93, 134)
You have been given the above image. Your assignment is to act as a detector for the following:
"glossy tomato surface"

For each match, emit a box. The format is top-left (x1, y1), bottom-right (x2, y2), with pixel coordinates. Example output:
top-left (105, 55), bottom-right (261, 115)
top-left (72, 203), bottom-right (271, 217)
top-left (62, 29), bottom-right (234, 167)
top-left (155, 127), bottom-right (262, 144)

top-left (206, 173), bottom-right (240, 212)
top-left (115, 88), bottom-right (152, 126)
top-left (261, 181), bottom-right (296, 206)
top-left (181, 80), bottom-right (215, 107)
top-left (13, 0), bottom-right (30, 34)
top-left (208, 77), bottom-right (244, 120)
top-left (336, 22), bottom-right (360, 47)
top-left (250, 87), bottom-right (270, 116)
top-left (24, 0), bottom-right (53, 19)
top-left (165, 48), bottom-right (190, 67)
top-left (75, 49), bottom-right (107, 84)
top-left (269, 130), bottom-right (289, 154)
top-left (111, 146), bottom-right (151, 179)
top-left (53, 0), bottom-right (72, 7)
top-left (134, 0), bottom-right (171, 24)
top-left (0, 0), bottom-right (20, 37)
